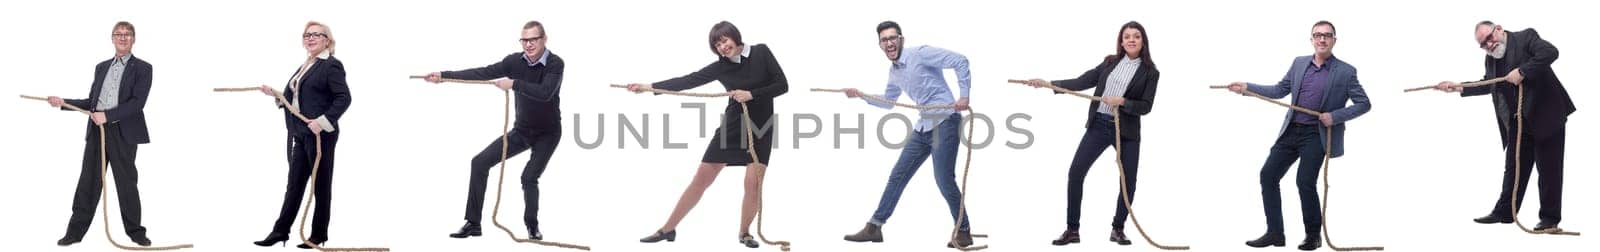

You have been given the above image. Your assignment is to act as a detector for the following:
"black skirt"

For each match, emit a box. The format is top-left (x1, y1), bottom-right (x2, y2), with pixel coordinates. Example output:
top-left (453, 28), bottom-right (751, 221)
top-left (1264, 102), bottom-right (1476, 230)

top-left (700, 101), bottom-right (774, 166)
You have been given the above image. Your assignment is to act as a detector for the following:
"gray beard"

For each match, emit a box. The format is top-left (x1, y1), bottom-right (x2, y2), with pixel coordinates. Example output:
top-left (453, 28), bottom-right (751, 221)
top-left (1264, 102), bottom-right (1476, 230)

top-left (1488, 42), bottom-right (1507, 59)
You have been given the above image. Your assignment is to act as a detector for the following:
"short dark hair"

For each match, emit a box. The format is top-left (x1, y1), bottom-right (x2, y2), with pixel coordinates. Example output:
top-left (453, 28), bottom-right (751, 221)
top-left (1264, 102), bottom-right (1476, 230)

top-left (876, 21), bottom-right (901, 35)
top-left (1312, 20), bottom-right (1336, 34)
top-left (707, 21), bottom-right (743, 56)
top-left (523, 20), bottom-right (545, 35)
top-left (113, 21), bottom-right (135, 37)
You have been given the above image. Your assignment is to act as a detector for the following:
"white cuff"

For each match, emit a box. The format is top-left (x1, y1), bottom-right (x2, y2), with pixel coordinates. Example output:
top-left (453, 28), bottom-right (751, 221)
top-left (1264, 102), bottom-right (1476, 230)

top-left (314, 116), bottom-right (337, 133)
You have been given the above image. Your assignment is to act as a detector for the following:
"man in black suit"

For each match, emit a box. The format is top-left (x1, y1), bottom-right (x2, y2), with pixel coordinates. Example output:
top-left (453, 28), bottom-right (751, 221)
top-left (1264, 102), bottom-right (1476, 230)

top-left (45, 21), bottom-right (157, 247)
top-left (1434, 21), bottom-right (1576, 231)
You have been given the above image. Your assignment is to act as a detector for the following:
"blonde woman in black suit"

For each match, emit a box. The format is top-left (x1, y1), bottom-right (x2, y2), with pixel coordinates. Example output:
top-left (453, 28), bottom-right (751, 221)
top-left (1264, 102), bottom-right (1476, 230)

top-left (251, 21), bottom-right (352, 249)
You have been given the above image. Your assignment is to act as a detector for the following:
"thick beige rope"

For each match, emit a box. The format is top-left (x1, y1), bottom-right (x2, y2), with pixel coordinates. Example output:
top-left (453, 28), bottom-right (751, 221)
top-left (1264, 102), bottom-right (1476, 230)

top-left (21, 95), bottom-right (196, 251)
top-left (1402, 77), bottom-right (1506, 93)
top-left (1007, 79), bottom-right (1191, 250)
top-left (1408, 79), bottom-right (1581, 236)
top-left (809, 88), bottom-right (989, 251)
top-left (1206, 86), bottom-right (1385, 251)
top-left (212, 88), bottom-right (390, 252)
top-left (405, 76), bottom-right (593, 250)
top-left (1508, 84), bottom-right (1582, 236)
top-left (608, 84), bottom-right (793, 251)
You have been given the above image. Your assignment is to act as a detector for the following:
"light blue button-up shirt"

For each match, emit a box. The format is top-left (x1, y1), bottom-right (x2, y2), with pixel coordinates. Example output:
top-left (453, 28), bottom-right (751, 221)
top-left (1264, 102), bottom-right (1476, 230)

top-left (866, 45), bottom-right (971, 132)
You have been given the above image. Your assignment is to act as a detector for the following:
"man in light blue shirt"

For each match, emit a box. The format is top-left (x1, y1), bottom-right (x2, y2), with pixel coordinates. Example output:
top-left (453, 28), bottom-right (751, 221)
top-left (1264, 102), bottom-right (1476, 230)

top-left (841, 21), bottom-right (975, 248)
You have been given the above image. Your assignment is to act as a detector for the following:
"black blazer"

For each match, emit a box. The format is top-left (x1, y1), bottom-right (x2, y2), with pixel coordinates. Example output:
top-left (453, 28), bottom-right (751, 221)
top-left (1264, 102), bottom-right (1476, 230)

top-left (1050, 56), bottom-right (1160, 141)
top-left (1463, 28), bottom-right (1575, 144)
top-left (280, 57), bottom-right (352, 136)
top-left (64, 55), bottom-right (153, 144)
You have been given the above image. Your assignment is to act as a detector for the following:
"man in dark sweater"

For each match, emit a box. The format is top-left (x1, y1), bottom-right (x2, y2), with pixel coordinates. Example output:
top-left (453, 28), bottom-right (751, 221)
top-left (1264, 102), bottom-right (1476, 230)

top-left (424, 20), bottom-right (564, 241)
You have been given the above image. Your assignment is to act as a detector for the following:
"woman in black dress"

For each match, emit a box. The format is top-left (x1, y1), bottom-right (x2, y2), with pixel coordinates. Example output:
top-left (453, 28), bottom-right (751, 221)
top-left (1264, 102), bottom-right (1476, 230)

top-left (627, 21), bottom-right (788, 249)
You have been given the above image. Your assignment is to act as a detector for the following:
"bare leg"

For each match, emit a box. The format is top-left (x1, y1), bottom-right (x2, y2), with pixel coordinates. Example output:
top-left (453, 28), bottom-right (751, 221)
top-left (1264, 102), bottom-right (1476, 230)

top-left (739, 164), bottom-right (765, 235)
top-left (659, 162), bottom-right (727, 232)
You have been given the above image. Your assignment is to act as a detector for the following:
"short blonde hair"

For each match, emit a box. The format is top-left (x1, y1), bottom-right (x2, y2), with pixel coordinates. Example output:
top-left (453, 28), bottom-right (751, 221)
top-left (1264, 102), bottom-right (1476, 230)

top-left (305, 21), bottom-right (335, 56)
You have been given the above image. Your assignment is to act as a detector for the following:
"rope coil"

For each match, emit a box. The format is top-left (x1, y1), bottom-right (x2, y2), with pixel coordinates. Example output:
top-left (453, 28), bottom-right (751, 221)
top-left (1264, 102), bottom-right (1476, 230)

top-left (609, 83), bottom-right (793, 251)
top-left (1207, 85), bottom-right (1385, 251)
top-left (1007, 79), bottom-right (1190, 250)
top-left (212, 88), bottom-right (390, 252)
top-left (809, 88), bottom-right (990, 251)
top-left (409, 76), bottom-right (594, 250)
top-left (1407, 79), bottom-right (1580, 236)
top-left (21, 95), bottom-right (196, 251)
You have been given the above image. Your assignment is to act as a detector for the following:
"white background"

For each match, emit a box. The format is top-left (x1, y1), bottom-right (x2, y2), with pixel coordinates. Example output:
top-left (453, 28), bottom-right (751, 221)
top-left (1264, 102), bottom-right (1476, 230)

top-left (1, 0), bottom-right (1593, 251)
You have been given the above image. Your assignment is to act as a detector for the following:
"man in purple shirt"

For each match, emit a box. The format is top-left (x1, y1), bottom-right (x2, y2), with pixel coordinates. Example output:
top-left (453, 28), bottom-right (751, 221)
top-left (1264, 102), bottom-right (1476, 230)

top-left (1224, 20), bottom-right (1372, 251)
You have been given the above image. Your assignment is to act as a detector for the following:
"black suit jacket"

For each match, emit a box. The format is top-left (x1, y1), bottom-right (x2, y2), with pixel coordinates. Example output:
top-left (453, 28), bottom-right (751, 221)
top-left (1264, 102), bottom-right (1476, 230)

top-left (280, 57), bottom-right (352, 136)
top-left (1050, 56), bottom-right (1160, 141)
top-left (1463, 28), bottom-right (1576, 145)
top-left (64, 55), bottom-right (153, 144)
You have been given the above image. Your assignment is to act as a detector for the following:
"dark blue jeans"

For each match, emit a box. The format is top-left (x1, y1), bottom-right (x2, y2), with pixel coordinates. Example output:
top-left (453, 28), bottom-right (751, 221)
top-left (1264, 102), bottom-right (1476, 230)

top-left (868, 113), bottom-right (971, 231)
top-left (1066, 113), bottom-right (1140, 231)
top-left (1258, 123), bottom-right (1324, 236)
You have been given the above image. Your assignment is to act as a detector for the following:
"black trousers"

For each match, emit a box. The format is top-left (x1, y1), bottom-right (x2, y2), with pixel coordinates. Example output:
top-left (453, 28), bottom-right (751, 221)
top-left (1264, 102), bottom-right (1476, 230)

top-left (268, 133), bottom-right (339, 242)
top-left (64, 123), bottom-right (146, 239)
top-left (1490, 124), bottom-right (1565, 224)
top-left (1258, 123), bottom-right (1324, 236)
top-left (1066, 113), bottom-right (1141, 231)
top-left (464, 127), bottom-right (561, 231)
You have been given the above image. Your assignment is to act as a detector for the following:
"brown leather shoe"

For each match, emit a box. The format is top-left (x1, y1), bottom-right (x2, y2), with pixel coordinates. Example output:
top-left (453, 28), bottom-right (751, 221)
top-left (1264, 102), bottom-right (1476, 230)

top-left (1051, 229), bottom-right (1080, 245)
top-left (946, 230), bottom-right (973, 248)
top-left (843, 223), bottom-right (883, 243)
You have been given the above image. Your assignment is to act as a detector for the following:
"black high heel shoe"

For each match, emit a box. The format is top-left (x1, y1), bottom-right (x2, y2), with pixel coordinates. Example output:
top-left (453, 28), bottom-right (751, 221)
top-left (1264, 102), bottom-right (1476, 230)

top-left (253, 233), bottom-right (289, 247)
top-left (739, 233), bottom-right (759, 248)
top-left (640, 230), bottom-right (676, 243)
top-left (297, 240), bottom-right (325, 249)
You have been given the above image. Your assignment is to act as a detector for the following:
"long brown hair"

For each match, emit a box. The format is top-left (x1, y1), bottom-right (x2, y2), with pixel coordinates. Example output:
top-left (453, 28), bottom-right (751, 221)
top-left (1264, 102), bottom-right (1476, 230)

top-left (1105, 21), bottom-right (1153, 68)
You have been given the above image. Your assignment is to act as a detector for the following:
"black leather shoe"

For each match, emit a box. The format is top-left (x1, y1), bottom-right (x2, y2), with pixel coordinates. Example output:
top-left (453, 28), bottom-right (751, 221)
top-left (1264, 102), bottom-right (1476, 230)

top-left (254, 233), bottom-right (289, 247)
top-left (843, 223), bottom-right (883, 243)
top-left (1535, 222), bottom-right (1561, 232)
top-left (1245, 233), bottom-right (1286, 248)
top-left (296, 240), bottom-right (324, 249)
top-left (739, 233), bottom-right (759, 248)
top-left (1050, 229), bottom-right (1080, 245)
top-left (56, 236), bottom-right (83, 247)
top-left (1110, 229), bottom-right (1132, 245)
top-left (1474, 214), bottom-right (1514, 224)
top-left (946, 230), bottom-right (974, 248)
top-left (1297, 235), bottom-right (1322, 251)
top-left (529, 228), bottom-right (543, 241)
top-left (130, 235), bottom-right (152, 247)
top-left (449, 222), bottom-right (482, 238)
top-left (640, 229), bottom-right (676, 243)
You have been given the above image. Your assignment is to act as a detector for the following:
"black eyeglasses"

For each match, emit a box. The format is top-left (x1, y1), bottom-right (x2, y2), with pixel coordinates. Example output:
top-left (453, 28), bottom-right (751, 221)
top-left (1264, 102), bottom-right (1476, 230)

top-left (302, 32), bottom-right (328, 39)
top-left (111, 33), bottom-right (134, 39)
top-left (879, 35), bottom-right (902, 44)
top-left (1311, 32), bottom-right (1336, 40)
top-left (1477, 35), bottom-right (1496, 50)
top-left (520, 35), bottom-right (545, 44)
